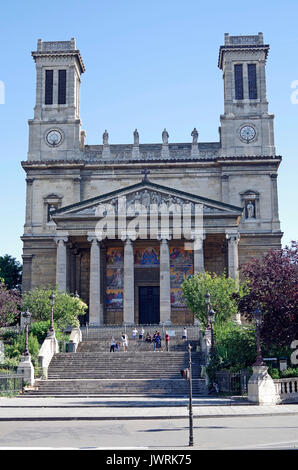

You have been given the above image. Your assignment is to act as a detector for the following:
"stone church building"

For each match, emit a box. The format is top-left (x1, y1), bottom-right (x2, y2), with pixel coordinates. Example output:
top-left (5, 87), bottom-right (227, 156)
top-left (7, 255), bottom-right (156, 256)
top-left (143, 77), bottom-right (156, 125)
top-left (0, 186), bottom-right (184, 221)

top-left (21, 33), bottom-right (283, 325)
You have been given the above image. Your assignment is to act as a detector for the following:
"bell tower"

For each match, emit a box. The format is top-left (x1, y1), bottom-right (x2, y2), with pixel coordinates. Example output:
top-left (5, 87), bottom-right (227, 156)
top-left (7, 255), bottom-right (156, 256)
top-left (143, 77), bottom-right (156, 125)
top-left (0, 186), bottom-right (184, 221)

top-left (28, 38), bottom-right (86, 161)
top-left (218, 33), bottom-right (275, 157)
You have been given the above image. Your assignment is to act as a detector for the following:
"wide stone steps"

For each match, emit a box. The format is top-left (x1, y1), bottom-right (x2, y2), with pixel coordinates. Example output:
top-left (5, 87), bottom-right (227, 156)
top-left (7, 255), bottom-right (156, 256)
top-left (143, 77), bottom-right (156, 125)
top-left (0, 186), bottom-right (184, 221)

top-left (23, 334), bottom-right (207, 397)
top-left (26, 378), bottom-right (206, 397)
top-left (47, 352), bottom-right (202, 380)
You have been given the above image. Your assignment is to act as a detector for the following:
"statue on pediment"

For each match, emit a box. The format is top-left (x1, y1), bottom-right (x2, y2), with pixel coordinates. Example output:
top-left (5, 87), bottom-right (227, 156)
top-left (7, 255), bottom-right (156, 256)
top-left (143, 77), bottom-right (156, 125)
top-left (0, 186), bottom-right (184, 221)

top-left (141, 190), bottom-right (151, 207)
top-left (133, 129), bottom-right (139, 145)
top-left (103, 130), bottom-right (109, 145)
top-left (191, 128), bottom-right (199, 144)
top-left (162, 128), bottom-right (169, 145)
top-left (152, 192), bottom-right (160, 204)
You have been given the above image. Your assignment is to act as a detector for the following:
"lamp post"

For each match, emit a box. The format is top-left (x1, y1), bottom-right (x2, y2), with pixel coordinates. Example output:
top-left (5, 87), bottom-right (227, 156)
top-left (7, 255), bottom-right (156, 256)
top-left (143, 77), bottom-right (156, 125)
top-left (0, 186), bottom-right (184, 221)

top-left (48, 292), bottom-right (56, 336)
top-left (188, 343), bottom-right (194, 447)
top-left (209, 307), bottom-right (216, 351)
top-left (253, 306), bottom-right (265, 366)
top-left (23, 309), bottom-right (31, 356)
top-left (205, 290), bottom-right (211, 329)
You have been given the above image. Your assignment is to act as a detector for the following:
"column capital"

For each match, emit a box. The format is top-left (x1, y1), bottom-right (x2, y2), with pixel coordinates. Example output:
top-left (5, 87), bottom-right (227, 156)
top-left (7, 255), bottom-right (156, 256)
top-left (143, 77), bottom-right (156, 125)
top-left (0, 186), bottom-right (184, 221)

top-left (54, 235), bottom-right (68, 246)
top-left (157, 235), bottom-right (172, 242)
top-left (121, 235), bottom-right (136, 243)
top-left (87, 234), bottom-right (101, 244)
top-left (26, 177), bottom-right (35, 185)
top-left (225, 232), bottom-right (240, 243)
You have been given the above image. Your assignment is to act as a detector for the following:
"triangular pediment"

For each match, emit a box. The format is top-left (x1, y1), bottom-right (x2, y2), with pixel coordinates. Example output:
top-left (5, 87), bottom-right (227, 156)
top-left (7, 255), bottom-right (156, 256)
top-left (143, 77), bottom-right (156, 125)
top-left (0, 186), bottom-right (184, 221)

top-left (52, 180), bottom-right (243, 219)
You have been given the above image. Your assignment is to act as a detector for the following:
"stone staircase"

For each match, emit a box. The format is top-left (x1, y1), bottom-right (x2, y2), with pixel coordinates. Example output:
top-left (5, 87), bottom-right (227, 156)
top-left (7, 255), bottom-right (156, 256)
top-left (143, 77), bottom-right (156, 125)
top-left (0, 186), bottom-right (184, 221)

top-left (23, 327), bottom-right (207, 397)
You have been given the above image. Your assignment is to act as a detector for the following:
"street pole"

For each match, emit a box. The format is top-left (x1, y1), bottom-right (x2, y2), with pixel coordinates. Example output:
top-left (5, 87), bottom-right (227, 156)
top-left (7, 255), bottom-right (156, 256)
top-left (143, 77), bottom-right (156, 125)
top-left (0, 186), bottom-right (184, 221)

top-left (188, 343), bottom-right (194, 447)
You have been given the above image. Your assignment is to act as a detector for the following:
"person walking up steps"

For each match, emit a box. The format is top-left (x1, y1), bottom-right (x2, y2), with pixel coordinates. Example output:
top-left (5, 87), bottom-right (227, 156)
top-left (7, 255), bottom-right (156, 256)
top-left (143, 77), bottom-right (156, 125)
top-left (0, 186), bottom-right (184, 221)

top-left (182, 327), bottom-right (187, 341)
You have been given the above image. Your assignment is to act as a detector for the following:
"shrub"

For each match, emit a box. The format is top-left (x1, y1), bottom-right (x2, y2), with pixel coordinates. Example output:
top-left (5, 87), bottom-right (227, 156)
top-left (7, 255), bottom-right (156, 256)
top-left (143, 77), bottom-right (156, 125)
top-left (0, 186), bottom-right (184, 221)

top-left (280, 368), bottom-right (298, 378)
top-left (22, 286), bottom-right (87, 330)
top-left (182, 272), bottom-right (249, 327)
top-left (206, 321), bottom-right (257, 384)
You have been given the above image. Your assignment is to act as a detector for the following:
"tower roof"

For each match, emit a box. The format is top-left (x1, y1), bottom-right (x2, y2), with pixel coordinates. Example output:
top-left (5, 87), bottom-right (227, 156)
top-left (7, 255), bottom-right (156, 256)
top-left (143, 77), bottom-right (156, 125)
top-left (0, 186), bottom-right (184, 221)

top-left (32, 38), bottom-right (85, 73)
top-left (218, 32), bottom-right (269, 69)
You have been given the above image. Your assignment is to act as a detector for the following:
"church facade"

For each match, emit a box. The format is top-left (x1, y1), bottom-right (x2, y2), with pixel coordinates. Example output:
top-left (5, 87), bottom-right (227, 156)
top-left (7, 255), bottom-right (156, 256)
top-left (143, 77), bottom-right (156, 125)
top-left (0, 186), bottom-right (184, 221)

top-left (21, 33), bottom-right (283, 325)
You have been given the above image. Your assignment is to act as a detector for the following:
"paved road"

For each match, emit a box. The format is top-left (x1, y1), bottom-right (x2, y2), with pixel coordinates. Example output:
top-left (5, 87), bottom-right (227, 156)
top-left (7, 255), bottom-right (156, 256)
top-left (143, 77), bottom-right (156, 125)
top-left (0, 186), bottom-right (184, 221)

top-left (0, 415), bottom-right (297, 450)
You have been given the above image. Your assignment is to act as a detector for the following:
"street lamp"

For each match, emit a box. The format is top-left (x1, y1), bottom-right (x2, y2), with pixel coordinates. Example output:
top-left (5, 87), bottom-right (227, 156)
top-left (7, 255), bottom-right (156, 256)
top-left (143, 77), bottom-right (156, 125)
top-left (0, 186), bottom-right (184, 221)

top-left (209, 307), bottom-right (216, 351)
top-left (253, 305), bottom-right (265, 366)
top-left (188, 343), bottom-right (194, 447)
top-left (23, 309), bottom-right (31, 356)
top-left (48, 292), bottom-right (56, 336)
top-left (205, 290), bottom-right (211, 328)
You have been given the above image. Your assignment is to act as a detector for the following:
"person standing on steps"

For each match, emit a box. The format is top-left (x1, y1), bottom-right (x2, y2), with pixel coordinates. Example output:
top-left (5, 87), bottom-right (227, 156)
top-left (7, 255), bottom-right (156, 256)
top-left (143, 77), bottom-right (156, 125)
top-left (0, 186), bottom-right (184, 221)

top-left (132, 327), bottom-right (138, 340)
top-left (110, 337), bottom-right (116, 352)
top-left (121, 332), bottom-right (128, 352)
top-left (182, 327), bottom-right (187, 341)
top-left (154, 332), bottom-right (161, 352)
top-left (139, 327), bottom-right (145, 340)
top-left (165, 331), bottom-right (170, 351)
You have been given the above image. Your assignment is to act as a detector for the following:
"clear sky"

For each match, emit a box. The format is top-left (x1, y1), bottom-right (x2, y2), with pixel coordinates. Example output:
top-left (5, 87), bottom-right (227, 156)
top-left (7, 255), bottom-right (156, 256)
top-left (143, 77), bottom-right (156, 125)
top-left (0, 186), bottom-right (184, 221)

top-left (0, 0), bottom-right (297, 262)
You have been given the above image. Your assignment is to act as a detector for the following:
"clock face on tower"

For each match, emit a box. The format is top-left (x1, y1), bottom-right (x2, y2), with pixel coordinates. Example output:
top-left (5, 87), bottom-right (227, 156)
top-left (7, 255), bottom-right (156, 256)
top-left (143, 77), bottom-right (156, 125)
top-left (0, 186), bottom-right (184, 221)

top-left (46, 129), bottom-right (63, 147)
top-left (239, 125), bottom-right (256, 143)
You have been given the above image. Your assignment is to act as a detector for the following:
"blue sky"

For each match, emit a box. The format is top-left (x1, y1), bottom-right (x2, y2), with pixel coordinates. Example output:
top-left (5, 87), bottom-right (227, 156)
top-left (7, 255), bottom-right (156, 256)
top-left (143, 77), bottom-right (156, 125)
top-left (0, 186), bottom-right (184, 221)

top-left (0, 0), bottom-right (297, 262)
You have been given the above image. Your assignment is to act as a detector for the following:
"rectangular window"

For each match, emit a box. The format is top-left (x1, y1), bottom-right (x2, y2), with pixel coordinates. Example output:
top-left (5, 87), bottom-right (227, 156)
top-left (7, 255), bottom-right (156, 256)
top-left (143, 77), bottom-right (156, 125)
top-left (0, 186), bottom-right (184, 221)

top-left (45, 70), bottom-right (53, 105)
top-left (58, 69), bottom-right (67, 105)
top-left (248, 64), bottom-right (257, 99)
top-left (234, 64), bottom-right (243, 100)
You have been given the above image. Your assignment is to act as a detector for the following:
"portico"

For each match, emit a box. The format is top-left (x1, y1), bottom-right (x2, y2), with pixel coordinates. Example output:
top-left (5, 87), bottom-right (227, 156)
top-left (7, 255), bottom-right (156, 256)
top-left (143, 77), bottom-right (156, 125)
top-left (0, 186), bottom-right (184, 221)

top-left (50, 179), bottom-right (243, 325)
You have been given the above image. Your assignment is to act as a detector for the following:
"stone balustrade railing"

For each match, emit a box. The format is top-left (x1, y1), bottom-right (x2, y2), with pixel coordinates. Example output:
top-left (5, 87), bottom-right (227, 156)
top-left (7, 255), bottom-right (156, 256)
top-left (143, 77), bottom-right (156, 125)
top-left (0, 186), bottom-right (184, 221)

top-left (38, 334), bottom-right (59, 379)
top-left (68, 327), bottom-right (82, 352)
top-left (274, 377), bottom-right (298, 403)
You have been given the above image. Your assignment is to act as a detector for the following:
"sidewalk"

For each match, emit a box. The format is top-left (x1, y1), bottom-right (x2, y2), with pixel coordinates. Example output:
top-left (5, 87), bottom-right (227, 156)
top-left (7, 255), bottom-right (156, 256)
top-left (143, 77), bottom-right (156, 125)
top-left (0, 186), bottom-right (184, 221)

top-left (0, 396), bottom-right (297, 420)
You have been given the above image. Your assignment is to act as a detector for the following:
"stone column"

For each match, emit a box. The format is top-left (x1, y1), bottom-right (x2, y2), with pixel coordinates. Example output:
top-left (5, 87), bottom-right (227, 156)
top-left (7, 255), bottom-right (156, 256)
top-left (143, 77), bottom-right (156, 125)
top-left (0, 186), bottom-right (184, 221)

top-left (226, 232), bottom-right (241, 324)
top-left (87, 236), bottom-right (102, 325)
top-left (123, 238), bottom-right (134, 324)
top-left (226, 232), bottom-right (240, 282)
top-left (193, 235), bottom-right (205, 273)
top-left (159, 238), bottom-right (171, 323)
top-left (54, 236), bottom-right (68, 292)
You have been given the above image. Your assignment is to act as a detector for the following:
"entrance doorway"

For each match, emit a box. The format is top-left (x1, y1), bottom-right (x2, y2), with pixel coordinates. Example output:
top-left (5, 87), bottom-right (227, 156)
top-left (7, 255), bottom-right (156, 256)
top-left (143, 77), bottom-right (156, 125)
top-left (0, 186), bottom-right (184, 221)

top-left (138, 286), bottom-right (160, 324)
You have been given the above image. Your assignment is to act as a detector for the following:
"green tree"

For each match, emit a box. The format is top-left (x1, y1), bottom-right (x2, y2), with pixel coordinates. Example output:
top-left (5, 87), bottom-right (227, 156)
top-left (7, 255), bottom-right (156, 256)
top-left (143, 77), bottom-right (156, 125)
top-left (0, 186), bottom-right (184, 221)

top-left (181, 271), bottom-right (248, 327)
top-left (22, 286), bottom-right (87, 330)
top-left (0, 255), bottom-right (22, 290)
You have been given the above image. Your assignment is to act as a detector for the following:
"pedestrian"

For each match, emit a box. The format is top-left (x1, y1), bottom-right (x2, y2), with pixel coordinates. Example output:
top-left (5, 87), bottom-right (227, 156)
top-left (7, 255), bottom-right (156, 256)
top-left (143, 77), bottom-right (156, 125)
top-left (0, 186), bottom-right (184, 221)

top-left (110, 337), bottom-right (116, 352)
top-left (121, 332), bottom-right (128, 352)
top-left (154, 332), bottom-right (161, 352)
top-left (145, 332), bottom-right (151, 343)
top-left (165, 331), bottom-right (170, 351)
top-left (132, 327), bottom-right (138, 340)
top-left (115, 342), bottom-right (120, 352)
top-left (182, 327), bottom-right (187, 340)
top-left (139, 327), bottom-right (145, 340)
